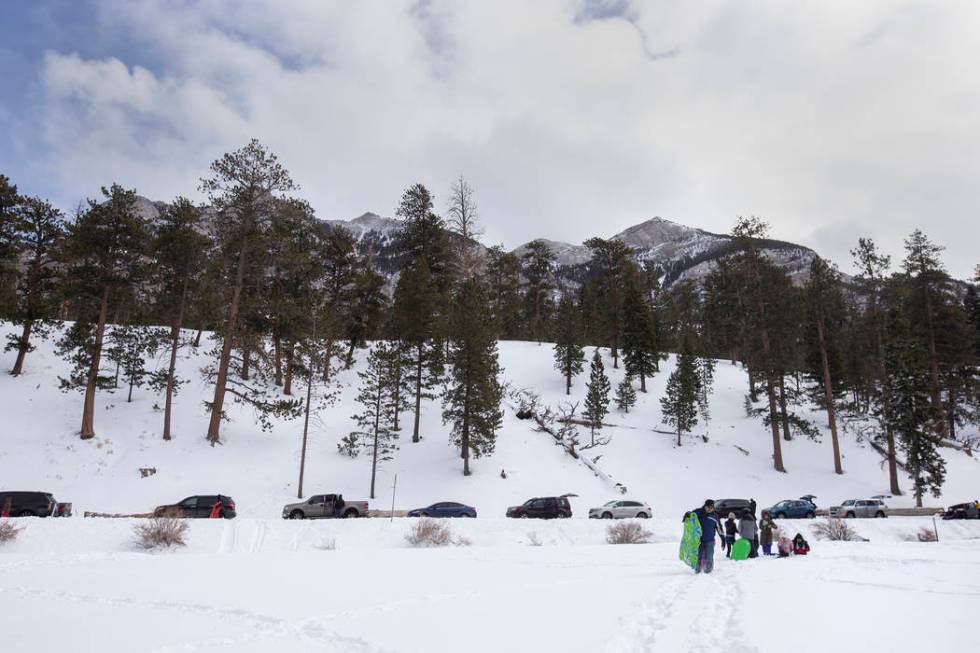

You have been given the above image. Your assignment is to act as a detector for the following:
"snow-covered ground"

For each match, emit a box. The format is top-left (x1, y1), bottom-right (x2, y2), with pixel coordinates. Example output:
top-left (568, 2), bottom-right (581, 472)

top-left (1, 322), bottom-right (978, 651)
top-left (2, 517), bottom-right (979, 652)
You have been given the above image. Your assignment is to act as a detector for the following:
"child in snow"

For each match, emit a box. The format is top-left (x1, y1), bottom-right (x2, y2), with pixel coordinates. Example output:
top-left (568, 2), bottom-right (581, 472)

top-left (738, 511), bottom-right (759, 558)
top-left (724, 513), bottom-right (738, 557)
top-left (759, 511), bottom-right (775, 556)
top-left (777, 535), bottom-right (793, 558)
top-left (792, 533), bottom-right (810, 555)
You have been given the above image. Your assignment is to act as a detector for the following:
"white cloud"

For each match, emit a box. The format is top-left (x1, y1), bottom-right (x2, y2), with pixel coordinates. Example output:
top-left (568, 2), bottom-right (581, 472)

top-left (33, 0), bottom-right (980, 277)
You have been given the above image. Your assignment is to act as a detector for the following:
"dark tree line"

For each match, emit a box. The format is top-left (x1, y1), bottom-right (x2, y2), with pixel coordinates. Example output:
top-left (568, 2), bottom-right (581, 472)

top-left (1, 154), bottom-right (977, 500)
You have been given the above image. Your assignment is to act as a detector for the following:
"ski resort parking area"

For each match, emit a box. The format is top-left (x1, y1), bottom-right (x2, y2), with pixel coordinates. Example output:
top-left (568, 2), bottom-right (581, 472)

top-left (1, 517), bottom-right (978, 653)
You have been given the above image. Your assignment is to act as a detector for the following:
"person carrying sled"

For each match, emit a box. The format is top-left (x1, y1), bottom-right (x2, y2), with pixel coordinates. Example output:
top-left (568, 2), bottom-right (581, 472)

top-left (683, 500), bottom-right (725, 574)
top-left (792, 533), bottom-right (810, 555)
top-left (738, 510), bottom-right (759, 558)
top-left (723, 512), bottom-right (738, 558)
top-left (759, 511), bottom-right (776, 556)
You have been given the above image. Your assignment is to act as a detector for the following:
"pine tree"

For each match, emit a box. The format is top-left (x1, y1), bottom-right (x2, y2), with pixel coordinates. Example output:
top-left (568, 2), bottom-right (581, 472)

top-left (443, 279), bottom-right (503, 476)
top-left (201, 140), bottom-right (297, 444)
top-left (391, 259), bottom-right (442, 442)
top-left (0, 175), bottom-right (20, 313)
top-left (150, 197), bottom-right (209, 439)
top-left (351, 341), bottom-right (399, 499)
top-left (730, 216), bottom-right (786, 472)
top-left (661, 350), bottom-right (702, 446)
top-left (902, 229), bottom-right (950, 437)
top-left (582, 238), bottom-right (632, 367)
top-left (805, 257), bottom-right (846, 473)
top-left (483, 245), bottom-right (522, 339)
top-left (395, 183), bottom-right (454, 291)
top-left (552, 294), bottom-right (585, 395)
top-left (5, 196), bottom-right (65, 376)
top-left (583, 349), bottom-right (611, 445)
top-left (59, 184), bottom-right (150, 439)
top-left (614, 375), bottom-right (637, 413)
top-left (877, 315), bottom-right (946, 507)
top-left (520, 240), bottom-right (556, 343)
top-left (621, 270), bottom-right (659, 392)
top-left (697, 357), bottom-right (716, 434)
top-left (446, 176), bottom-right (482, 279)
top-left (343, 257), bottom-right (387, 367)
top-left (851, 237), bottom-right (901, 494)
top-left (107, 324), bottom-right (158, 402)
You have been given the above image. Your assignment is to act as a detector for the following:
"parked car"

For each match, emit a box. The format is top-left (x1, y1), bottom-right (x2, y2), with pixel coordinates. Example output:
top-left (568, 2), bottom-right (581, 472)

top-left (941, 501), bottom-right (979, 520)
top-left (766, 499), bottom-right (816, 519)
top-left (154, 495), bottom-right (237, 519)
top-left (506, 496), bottom-right (572, 519)
top-left (829, 499), bottom-right (888, 518)
top-left (407, 502), bottom-right (477, 518)
top-left (0, 491), bottom-right (71, 517)
top-left (282, 494), bottom-right (367, 519)
top-left (714, 498), bottom-right (753, 517)
top-left (588, 500), bottom-right (652, 519)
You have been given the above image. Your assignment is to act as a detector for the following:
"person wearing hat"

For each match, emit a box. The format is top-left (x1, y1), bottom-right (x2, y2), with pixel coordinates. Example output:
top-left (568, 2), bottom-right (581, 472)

top-left (683, 499), bottom-right (725, 573)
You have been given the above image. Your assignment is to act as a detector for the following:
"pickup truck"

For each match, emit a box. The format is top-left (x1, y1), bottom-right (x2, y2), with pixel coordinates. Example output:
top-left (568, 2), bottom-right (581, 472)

top-left (282, 494), bottom-right (367, 519)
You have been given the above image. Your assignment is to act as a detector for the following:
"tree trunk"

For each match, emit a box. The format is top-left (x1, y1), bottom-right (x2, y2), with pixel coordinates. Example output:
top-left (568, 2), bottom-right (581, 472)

top-left (273, 334), bottom-right (283, 386)
top-left (639, 369), bottom-right (647, 393)
top-left (677, 426), bottom-right (681, 447)
top-left (760, 326), bottom-right (785, 472)
top-left (923, 292), bottom-right (946, 437)
top-left (872, 309), bottom-right (902, 495)
top-left (241, 346), bottom-right (251, 381)
top-left (391, 352), bottom-right (401, 431)
top-left (565, 365), bottom-right (571, 395)
top-left (11, 319), bottom-right (33, 376)
top-left (283, 344), bottom-right (294, 395)
top-left (81, 285), bottom-right (111, 439)
top-left (370, 388), bottom-right (382, 499)
top-left (193, 328), bottom-right (202, 348)
top-left (462, 368), bottom-right (471, 476)
top-left (611, 334), bottom-right (618, 369)
top-left (322, 338), bottom-right (333, 382)
top-left (816, 317), bottom-right (843, 474)
top-left (777, 374), bottom-right (791, 441)
top-left (345, 339), bottom-right (356, 369)
top-left (206, 241), bottom-right (248, 444)
top-left (163, 280), bottom-right (188, 441)
top-left (412, 343), bottom-right (423, 443)
top-left (298, 352), bottom-right (314, 498)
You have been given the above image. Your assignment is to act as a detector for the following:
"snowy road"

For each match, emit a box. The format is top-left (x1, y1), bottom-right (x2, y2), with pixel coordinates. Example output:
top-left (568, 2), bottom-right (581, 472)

top-left (2, 519), bottom-right (978, 652)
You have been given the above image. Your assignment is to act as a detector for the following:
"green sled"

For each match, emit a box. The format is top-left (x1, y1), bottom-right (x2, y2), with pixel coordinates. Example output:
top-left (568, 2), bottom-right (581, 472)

top-left (730, 538), bottom-right (751, 561)
top-left (679, 513), bottom-right (702, 570)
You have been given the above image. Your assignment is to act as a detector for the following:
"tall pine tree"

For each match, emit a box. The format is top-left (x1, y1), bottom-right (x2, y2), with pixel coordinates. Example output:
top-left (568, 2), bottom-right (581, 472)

top-left (583, 349), bottom-right (611, 445)
top-left (552, 294), bottom-right (585, 395)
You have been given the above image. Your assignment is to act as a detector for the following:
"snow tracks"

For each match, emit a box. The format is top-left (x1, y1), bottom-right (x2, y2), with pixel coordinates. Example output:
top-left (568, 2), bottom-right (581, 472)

top-left (605, 566), bottom-right (759, 653)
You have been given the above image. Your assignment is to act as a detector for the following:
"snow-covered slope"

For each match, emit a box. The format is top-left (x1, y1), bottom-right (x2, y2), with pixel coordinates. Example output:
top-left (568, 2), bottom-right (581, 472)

top-left (1, 322), bottom-right (976, 520)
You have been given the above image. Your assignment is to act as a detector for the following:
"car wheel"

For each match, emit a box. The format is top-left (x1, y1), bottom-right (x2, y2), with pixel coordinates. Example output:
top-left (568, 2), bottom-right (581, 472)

top-left (289, 510), bottom-right (304, 519)
top-left (520, 514), bottom-right (528, 519)
top-left (806, 512), bottom-right (815, 519)
top-left (775, 512), bottom-right (786, 520)
top-left (637, 512), bottom-right (649, 519)
top-left (559, 512), bottom-right (570, 519)
top-left (342, 510), bottom-right (357, 519)
top-left (845, 511), bottom-right (855, 519)
top-left (875, 511), bottom-right (886, 518)
top-left (602, 512), bottom-right (613, 519)
top-left (463, 513), bottom-right (474, 518)
top-left (420, 512), bottom-right (430, 518)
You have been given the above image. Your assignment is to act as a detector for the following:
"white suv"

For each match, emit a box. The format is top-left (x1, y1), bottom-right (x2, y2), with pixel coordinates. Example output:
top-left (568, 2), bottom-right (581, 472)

top-left (829, 499), bottom-right (888, 518)
top-left (588, 500), bottom-right (652, 519)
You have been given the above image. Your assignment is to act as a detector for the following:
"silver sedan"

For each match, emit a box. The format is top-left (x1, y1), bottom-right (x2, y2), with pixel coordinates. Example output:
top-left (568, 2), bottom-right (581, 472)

top-left (589, 500), bottom-right (652, 519)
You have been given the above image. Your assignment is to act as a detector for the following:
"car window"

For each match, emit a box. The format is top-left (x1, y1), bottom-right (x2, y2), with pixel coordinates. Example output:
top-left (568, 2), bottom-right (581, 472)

top-left (842, 500), bottom-right (854, 506)
top-left (180, 497), bottom-right (198, 508)
top-left (525, 499), bottom-right (535, 507)
top-left (604, 501), bottom-right (617, 506)
top-left (446, 503), bottom-right (461, 508)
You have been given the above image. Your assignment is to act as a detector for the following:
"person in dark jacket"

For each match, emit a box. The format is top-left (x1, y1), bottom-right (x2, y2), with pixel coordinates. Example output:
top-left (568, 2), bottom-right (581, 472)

top-left (792, 533), bottom-right (810, 555)
top-left (749, 498), bottom-right (757, 516)
top-left (738, 510), bottom-right (759, 558)
top-left (723, 513), bottom-right (738, 558)
top-left (683, 499), bottom-right (725, 573)
top-left (759, 511), bottom-right (775, 556)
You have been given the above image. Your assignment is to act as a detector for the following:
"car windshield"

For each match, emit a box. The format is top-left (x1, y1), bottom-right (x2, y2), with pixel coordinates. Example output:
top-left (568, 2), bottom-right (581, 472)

top-left (604, 501), bottom-right (617, 506)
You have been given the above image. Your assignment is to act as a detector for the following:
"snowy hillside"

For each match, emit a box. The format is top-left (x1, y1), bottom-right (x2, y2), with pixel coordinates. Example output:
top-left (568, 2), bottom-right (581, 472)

top-left (0, 321), bottom-right (977, 519)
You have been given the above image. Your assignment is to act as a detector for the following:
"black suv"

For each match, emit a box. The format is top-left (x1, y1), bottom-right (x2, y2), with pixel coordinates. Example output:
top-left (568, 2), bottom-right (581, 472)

top-left (154, 495), bottom-right (237, 519)
top-left (506, 496), bottom-right (572, 519)
top-left (714, 498), bottom-right (754, 517)
top-left (0, 491), bottom-right (71, 517)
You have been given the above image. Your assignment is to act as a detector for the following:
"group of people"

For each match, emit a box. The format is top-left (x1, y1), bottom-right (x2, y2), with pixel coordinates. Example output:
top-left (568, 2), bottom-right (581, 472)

top-left (686, 499), bottom-right (810, 574)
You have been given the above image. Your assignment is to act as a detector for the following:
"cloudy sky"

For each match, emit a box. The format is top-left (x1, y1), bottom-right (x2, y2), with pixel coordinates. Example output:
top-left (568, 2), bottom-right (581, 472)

top-left (1, 0), bottom-right (977, 278)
